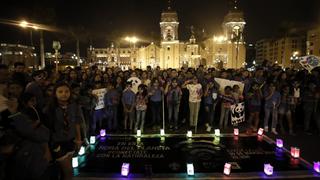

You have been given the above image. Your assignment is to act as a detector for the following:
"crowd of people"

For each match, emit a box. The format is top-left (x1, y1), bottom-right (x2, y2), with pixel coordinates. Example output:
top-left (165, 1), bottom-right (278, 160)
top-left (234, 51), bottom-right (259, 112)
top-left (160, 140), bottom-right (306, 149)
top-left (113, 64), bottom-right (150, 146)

top-left (1, 60), bottom-right (320, 179)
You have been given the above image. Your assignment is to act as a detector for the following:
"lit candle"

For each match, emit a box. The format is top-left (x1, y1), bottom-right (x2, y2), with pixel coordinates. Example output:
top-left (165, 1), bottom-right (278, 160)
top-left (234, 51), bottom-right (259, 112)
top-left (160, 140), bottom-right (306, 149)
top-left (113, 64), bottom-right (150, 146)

top-left (90, 136), bottom-right (96, 144)
top-left (136, 130), bottom-right (141, 137)
top-left (290, 147), bottom-right (300, 158)
top-left (187, 131), bottom-right (192, 138)
top-left (264, 164), bottom-right (273, 176)
top-left (314, 161), bottom-right (320, 173)
top-left (187, 163), bottom-right (194, 175)
top-left (100, 129), bottom-right (106, 137)
top-left (234, 128), bottom-right (239, 136)
top-left (258, 128), bottom-right (264, 136)
top-left (214, 129), bottom-right (221, 137)
top-left (78, 146), bottom-right (85, 156)
top-left (121, 163), bottom-right (130, 176)
top-left (276, 139), bottom-right (283, 148)
top-left (224, 163), bottom-right (231, 175)
top-left (72, 156), bottom-right (78, 168)
top-left (160, 129), bottom-right (165, 136)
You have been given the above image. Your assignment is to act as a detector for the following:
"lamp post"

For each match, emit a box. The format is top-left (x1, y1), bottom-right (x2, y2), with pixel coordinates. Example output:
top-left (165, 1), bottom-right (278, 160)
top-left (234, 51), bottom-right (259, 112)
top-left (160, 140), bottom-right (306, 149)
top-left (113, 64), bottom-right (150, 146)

top-left (19, 20), bottom-right (45, 69)
top-left (53, 41), bottom-right (61, 72)
top-left (125, 36), bottom-right (139, 68)
top-left (290, 51), bottom-right (299, 68)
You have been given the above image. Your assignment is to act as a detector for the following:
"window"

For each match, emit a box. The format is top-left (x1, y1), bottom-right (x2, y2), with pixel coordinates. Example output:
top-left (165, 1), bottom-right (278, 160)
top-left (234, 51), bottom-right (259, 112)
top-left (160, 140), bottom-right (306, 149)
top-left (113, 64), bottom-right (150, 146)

top-left (167, 47), bottom-right (170, 51)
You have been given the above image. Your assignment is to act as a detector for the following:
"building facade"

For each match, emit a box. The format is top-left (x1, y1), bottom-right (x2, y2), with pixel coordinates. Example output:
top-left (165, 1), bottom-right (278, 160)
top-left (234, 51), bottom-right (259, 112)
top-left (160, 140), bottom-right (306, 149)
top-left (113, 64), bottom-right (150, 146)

top-left (0, 43), bottom-right (38, 68)
top-left (87, 2), bottom-right (246, 70)
top-left (255, 35), bottom-right (306, 67)
top-left (307, 27), bottom-right (320, 57)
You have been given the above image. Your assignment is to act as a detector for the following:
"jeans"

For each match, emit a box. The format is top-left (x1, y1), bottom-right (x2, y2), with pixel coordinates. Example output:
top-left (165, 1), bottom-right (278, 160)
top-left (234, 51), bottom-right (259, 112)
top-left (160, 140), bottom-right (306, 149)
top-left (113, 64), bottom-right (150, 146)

top-left (264, 107), bottom-right (278, 129)
top-left (189, 101), bottom-right (201, 127)
top-left (124, 110), bottom-right (135, 130)
top-left (105, 106), bottom-right (118, 131)
top-left (168, 103), bottom-right (180, 127)
top-left (219, 105), bottom-right (230, 129)
top-left (205, 103), bottom-right (216, 126)
top-left (135, 110), bottom-right (146, 132)
top-left (91, 109), bottom-right (104, 135)
top-left (303, 107), bottom-right (314, 132)
top-left (151, 101), bottom-right (162, 126)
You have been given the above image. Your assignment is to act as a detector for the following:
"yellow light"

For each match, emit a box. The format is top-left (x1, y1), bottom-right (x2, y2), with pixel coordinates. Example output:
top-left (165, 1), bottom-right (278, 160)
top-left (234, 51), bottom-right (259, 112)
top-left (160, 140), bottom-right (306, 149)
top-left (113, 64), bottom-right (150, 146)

top-left (131, 37), bottom-right (138, 43)
top-left (20, 20), bottom-right (28, 28)
top-left (32, 25), bottom-right (38, 30)
top-left (213, 35), bottom-right (227, 43)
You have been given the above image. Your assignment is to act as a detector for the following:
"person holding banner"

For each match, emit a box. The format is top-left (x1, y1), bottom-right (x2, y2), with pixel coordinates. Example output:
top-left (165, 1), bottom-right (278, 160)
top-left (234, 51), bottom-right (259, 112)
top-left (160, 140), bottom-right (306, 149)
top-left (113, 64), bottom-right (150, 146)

top-left (246, 82), bottom-right (262, 133)
top-left (183, 76), bottom-right (202, 132)
top-left (219, 86), bottom-right (235, 129)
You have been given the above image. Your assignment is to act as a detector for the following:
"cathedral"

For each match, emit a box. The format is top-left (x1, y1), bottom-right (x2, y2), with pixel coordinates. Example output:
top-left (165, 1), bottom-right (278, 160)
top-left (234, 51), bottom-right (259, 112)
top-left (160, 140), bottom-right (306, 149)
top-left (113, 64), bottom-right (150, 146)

top-left (87, 0), bottom-right (246, 70)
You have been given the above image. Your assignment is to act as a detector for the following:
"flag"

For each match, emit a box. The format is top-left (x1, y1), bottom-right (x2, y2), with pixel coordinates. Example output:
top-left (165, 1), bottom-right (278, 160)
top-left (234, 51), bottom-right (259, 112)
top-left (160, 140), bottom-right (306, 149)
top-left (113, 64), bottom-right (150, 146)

top-left (299, 55), bottom-right (320, 72)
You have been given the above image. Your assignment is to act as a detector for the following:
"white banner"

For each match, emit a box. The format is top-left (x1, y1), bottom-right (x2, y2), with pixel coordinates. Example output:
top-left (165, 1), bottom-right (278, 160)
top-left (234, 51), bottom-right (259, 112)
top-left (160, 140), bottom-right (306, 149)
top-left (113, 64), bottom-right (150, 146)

top-left (215, 78), bottom-right (244, 94)
top-left (231, 102), bottom-right (245, 126)
top-left (299, 55), bottom-right (320, 72)
top-left (92, 88), bottom-right (107, 110)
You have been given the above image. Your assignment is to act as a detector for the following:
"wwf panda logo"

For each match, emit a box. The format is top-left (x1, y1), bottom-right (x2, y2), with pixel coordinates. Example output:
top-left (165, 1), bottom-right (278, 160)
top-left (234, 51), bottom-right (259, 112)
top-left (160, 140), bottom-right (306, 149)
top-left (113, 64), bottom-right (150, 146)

top-left (127, 77), bottom-right (141, 94)
top-left (231, 102), bottom-right (245, 125)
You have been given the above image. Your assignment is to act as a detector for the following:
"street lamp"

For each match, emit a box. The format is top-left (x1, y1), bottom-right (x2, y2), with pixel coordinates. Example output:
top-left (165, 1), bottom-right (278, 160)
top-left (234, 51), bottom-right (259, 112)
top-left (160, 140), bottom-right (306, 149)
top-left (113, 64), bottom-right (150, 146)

top-left (19, 20), bottom-right (45, 69)
top-left (125, 36), bottom-right (139, 68)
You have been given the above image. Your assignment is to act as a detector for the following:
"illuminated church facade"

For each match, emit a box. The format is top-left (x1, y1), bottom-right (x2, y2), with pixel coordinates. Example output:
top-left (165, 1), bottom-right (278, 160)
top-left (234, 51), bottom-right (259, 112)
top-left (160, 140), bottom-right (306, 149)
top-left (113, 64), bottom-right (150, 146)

top-left (87, 0), bottom-right (246, 70)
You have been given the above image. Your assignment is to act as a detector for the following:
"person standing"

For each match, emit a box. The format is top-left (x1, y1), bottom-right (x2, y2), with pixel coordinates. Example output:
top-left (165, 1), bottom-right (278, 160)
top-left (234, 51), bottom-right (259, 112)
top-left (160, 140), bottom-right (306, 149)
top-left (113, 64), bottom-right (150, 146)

top-left (122, 81), bottom-right (136, 132)
top-left (264, 83), bottom-right (281, 134)
top-left (134, 84), bottom-right (148, 133)
top-left (43, 83), bottom-right (82, 180)
top-left (183, 76), bottom-right (202, 132)
top-left (165, 78), bottom-right (182, 130)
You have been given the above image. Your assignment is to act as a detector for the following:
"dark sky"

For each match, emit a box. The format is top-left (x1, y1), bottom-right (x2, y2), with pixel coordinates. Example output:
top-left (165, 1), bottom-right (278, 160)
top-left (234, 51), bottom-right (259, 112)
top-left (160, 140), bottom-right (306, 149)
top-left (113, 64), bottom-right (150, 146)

top-left (0, 0), bottom-right (319, 56)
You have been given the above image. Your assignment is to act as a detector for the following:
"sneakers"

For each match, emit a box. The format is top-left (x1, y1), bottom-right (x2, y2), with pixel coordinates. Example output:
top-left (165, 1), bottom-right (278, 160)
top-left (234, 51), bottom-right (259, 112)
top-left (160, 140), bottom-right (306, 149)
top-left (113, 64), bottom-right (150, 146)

top-left (264, 126), bottom-right (269, 132)
top-left (271, 128), bottom-right (278, 135)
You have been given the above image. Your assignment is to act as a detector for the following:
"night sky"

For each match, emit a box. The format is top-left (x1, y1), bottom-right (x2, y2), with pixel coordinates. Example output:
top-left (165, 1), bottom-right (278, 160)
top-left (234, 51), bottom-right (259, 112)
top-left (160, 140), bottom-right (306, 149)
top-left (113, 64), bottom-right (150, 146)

top-left (0, 0), bottom-right (319, 56)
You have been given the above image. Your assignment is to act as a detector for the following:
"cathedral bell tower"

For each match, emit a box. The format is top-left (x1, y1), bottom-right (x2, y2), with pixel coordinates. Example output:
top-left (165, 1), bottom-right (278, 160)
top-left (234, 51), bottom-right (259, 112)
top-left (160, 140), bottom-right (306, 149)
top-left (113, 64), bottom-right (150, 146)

top-left (222, 0), bottom-right (246, 68)
top-left (159, 0), bottom-right (180, 69)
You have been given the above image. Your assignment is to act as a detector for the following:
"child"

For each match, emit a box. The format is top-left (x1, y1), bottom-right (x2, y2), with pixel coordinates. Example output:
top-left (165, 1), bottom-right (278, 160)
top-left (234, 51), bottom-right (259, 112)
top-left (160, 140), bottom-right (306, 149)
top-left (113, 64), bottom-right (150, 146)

top-left (148, 78), bottom-right (164, 130)
top-left (165, 78), bottom-right (182, 130)
top-left (122, 81), bottom-right (136, 132)
top-left (278, 85), bottom-right (295, 135)
top-left (135, 84), bottom-right (148, 132)
top-left (219, 86), bottom-right (235, 129)
top-left (232, 84), bottom-right (244, 103)
top-left (43, 82), bottom-right (82, 180)
top-left (104, 81), bottom-right (120, 132)
top-left (204, 80), bottom-right (219, 132)
top-left (264, 83), bottom-right (281, 134)
top-left (246, 83), bottom-right (262, 132)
